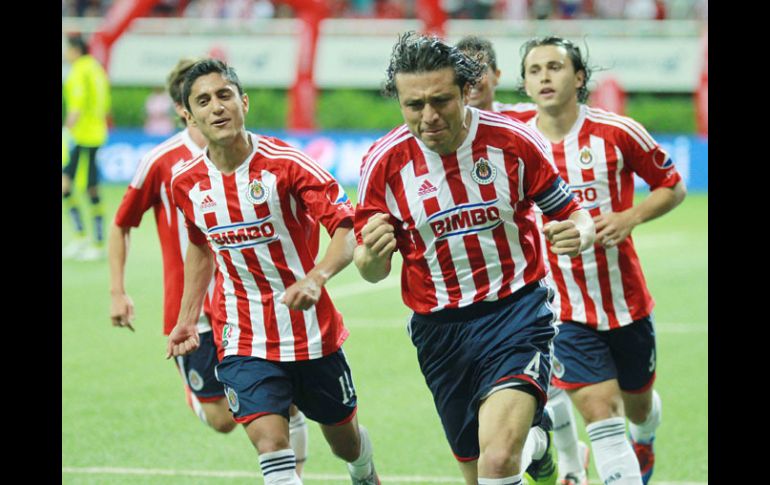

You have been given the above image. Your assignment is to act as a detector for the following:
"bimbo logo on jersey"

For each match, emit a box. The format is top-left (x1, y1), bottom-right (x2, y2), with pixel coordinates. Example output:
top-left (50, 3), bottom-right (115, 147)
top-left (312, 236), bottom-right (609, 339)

top-left (428, 200), bottom-right (502, 240)
top-left (207, 216), bottom-right (279, 250)
top-left (471, 158), bottom-right (497, 185)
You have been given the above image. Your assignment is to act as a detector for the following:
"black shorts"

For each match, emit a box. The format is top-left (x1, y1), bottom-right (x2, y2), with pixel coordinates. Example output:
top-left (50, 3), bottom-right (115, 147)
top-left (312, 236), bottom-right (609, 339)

top-left (62, 145), bottom-right (100, 188)
top-left (551, 316), bottom-right (657, 393)
top-left (214, 348), bottom-right (358, 426)
top-left (174, 330), bottom-right (226, 401)
top-left (409, 282), bottom-right (557, 461)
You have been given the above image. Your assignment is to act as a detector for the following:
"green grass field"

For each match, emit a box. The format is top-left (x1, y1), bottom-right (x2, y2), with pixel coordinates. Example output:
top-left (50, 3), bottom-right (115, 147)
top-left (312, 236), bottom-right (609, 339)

top-left (62, 186), bottom-right (707, 484)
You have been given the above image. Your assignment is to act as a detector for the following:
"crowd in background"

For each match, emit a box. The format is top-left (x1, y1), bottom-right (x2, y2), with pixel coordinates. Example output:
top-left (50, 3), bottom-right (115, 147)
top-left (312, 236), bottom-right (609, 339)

top-left (63, 0), bottom-right (707, 20)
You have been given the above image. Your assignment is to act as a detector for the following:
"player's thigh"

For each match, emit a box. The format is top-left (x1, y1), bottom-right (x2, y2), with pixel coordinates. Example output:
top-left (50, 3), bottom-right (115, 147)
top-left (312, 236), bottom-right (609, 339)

top-left (85, 146), bottom-right (100, 192)
top-left (214, 355), bottom-right (294, 425)
top-left (292, 347), bottom-right (358, 427)
top-left (176, 331), bottom-right (226, 403)
top-left (62, 145), bottom-right (81, 181)
top-left (408, 283), bottom-right (556, 462)
top-left (478, 387), bottom-right (537, 452)
top-left (319, 413), bottom-right (361, 462)
top-left (243, 413), bottom-right (291, 453)
top-left (551, 321), bottom-right (618, 391)
top-left (608, 316), bottom-right (657, 395)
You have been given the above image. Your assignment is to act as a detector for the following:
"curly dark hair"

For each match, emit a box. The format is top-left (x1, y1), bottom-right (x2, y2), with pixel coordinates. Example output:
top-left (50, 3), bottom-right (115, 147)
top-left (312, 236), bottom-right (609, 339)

top-left (382, 31), bottom-right (485, 99)
top-left (182, 59), bottom-right (244, 112)
top-left (519, 36), bottom-right (593, 103)
top-left (455, 35), bottom-right (498, 72)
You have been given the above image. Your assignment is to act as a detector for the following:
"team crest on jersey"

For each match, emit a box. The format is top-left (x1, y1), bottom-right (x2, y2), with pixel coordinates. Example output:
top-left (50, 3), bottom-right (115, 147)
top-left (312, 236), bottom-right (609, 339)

top-left (246, 179), bottom-right (269, 205)
top-left (652, 147), bottom-right (674, 170)
top-left (577, 146), bottom-right (595, 170)
top-left (226, 387), bottom-right (240, 412)
top-left (187, 369), bottom-right (204, 391)
top-left (552, 355), bottom-right (565, 379)
top-left (471, 158), bottom-right (497, 185)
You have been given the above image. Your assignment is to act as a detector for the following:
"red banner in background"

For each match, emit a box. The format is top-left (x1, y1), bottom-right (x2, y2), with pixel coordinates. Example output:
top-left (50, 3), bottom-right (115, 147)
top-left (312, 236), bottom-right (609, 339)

top-left (88, 0), bottom-right (160, 71)
top-left (589, 76), bottom-right (626, 116)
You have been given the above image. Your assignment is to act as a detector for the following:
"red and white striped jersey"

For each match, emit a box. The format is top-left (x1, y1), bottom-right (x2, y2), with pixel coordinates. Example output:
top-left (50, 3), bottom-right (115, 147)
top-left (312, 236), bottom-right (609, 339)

top-left (355, 106), bottom-right (582, 315)
top-left (170, 133), bottom-right (353, 362)
top-left (493, 101), bottom-right (537, 122)
top-left (114, 128), bottom-right (213, 336)
top-left (520, 104), bottom-right (682, 330)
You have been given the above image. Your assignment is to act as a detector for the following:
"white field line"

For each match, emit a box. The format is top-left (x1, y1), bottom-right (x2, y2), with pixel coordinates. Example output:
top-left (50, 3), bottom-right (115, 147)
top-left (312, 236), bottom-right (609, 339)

top-left (61, 467), bottom-right (706, 485)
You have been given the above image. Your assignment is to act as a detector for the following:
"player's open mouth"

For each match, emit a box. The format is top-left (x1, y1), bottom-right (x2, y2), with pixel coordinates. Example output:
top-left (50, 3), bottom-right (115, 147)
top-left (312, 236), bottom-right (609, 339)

top-left (540, 88), bottom-right (555, 96)
top-left (212, 118), bottom-right (230, 127)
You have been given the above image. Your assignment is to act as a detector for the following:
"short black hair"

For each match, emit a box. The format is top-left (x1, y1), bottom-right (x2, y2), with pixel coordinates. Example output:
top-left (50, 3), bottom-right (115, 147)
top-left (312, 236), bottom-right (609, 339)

top-left (519, 36), bottom-right (593, 103)
top-left (181, 59), bottom-right (244, 112)
top-left (67, 33), bottom-right (88, 55)
top-left (382, 31), bottom-right (484, 99)
top-left (455, 35), bottom-right (498, 72)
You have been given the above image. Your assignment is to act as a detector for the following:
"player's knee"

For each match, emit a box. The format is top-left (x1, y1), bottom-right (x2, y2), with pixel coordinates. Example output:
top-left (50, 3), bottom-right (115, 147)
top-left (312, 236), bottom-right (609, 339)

top-left (578, 397), bottom-right (623, 424)
top-left (254, 435), bottom-right (291, 454)
top-left (208, 414), bottom-right (237, 434)
top-left (478, 447), bottom-right (519, 475)
top-left (88, 190), bottom-right (100, 204)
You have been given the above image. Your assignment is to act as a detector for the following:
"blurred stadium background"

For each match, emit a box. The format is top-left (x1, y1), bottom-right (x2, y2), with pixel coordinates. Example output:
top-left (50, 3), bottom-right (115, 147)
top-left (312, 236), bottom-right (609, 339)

top-left (62, 1), bottom-right (707, 483)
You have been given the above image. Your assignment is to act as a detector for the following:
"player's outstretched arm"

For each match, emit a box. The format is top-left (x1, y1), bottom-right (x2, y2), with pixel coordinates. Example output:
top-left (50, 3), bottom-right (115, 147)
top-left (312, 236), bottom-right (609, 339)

top-left (108, 223), bottom-right (135, 332)
top-left (166, 242), bottom-right (214, 359)
top-left (544, 209), bottom-right (596, 258)
top-left (282, 226), bottom-right (356, 311)
top-left (353, 213), bottom-right (397, 283)
top-left (594, 180), bottom-right (687, 248)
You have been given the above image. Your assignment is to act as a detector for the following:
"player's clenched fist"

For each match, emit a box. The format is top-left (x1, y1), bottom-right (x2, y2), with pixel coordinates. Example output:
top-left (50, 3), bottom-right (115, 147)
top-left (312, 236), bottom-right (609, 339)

top-left (543, 220), bottom-right (583, 257)
top-left (361, 213), bottom-right (397, 259)
top-left (166, 323), bottom-right (200, 359)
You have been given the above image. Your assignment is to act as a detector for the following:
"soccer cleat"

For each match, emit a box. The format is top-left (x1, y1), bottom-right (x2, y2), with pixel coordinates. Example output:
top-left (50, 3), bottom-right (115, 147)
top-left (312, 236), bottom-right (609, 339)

top-left (76, 245), bottom-right (106, 261)
top-left (630, 436), bottom-right (655, 485)
top-left (62, 238), bottom-right (89, 259)
top-left (525, 429), bottom-right (559, 485)
top-left (349, 463), bottom-right (380, 485)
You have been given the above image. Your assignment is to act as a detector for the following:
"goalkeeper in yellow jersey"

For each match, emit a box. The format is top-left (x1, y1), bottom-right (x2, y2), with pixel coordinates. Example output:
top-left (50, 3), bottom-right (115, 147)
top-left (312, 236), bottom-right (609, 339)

top-left (62, 33), bottom-right (111, 261)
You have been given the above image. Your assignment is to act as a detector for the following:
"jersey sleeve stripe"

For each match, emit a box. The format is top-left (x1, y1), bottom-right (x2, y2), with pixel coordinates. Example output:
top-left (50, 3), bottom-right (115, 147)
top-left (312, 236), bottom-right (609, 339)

top-left (258, 138), bottom-right (333, 183)
top-left (130, 134), bottom-right (184, 188)
top-left (586, 109), bottom-right (656, 151)
top-left (169, 154), bottom-right (205, 188)
top-left (478, 117), bottom-right (551, 159)
top-left (590, 108), bottom-right (656, 148)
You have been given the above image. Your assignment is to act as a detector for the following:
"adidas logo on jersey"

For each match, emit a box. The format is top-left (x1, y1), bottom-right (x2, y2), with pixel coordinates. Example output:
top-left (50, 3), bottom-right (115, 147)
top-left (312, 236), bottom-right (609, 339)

top-left (200, 194), bottom-right (217, 212)
top-left (417, 180), bottom-right (438, 197)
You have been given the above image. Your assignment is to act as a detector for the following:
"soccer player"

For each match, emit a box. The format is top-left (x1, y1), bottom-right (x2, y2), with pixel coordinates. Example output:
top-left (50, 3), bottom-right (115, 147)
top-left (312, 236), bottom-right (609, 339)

top-left (456, 36), bottom-right (590, 485)
top-left (107, 58), bottom-right (311, 474)
top-left (515, 36), bottom-right (687, 485)
top-left (166, 59), bottom-right (379, 485)
top-left (354, 32), bottom-right (595, 485)
top-left (62, 33), bottom-right (111, 261)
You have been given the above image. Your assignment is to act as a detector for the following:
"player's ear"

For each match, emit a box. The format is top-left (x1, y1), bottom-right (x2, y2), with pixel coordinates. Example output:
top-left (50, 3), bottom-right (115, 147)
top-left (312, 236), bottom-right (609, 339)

top-left (242, 93), bottom-right (249, 115)
top-left (576, 69), bottom-right (586, 90)
top-left (183, 109), bottom-right (196, 127)
top-left (493, 68), bottom-right (501, 87)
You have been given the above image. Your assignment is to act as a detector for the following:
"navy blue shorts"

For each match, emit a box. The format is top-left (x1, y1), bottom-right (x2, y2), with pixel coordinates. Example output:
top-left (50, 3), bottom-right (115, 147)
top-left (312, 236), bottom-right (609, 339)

top-left (409, 282), bottom-right (557, 461)
top-left (214, 348), bottom-right (358, 426)
top-left (551, 316), bottom-right (657, 393)
top-left (174, 330), bottom-right (225, 402)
